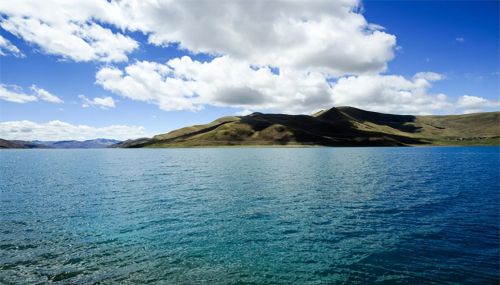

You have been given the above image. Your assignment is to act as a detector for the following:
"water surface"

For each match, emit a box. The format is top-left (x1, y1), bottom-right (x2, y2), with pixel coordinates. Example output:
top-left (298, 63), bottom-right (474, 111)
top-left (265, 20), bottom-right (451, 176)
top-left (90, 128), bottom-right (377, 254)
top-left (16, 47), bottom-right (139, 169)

top-left (1, 147), bottom-right (499, 284)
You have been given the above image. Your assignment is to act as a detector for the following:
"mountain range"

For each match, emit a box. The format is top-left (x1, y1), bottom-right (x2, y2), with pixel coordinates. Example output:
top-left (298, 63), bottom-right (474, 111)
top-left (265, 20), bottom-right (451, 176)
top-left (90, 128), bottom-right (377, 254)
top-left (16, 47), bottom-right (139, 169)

top-left (2, 107), bottom-right (498, 148)
top-left (0, 138), bottom-right (121, 149)
top-left (116, 106), bottom-right (500, 147)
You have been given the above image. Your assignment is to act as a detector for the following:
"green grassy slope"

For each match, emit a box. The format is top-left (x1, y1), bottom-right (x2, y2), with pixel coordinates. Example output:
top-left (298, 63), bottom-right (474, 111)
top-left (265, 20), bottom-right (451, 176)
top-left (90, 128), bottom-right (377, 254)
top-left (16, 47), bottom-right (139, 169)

top-left (330, 107), bottom-right (499, 145)
top-left (118, 107), bottom-right (500, 148)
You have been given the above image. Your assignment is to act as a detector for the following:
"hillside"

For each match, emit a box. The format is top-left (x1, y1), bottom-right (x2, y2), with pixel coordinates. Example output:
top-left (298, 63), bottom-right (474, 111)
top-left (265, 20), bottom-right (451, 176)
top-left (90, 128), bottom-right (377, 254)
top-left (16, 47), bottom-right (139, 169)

top-left (117, 107), bottom-right (500, 148)
top-left (38, 139), bottom-right (121, 148)
top-left (0, 139), bottom-right (48, 149)
top-left (0, 139), bottom-right (122, 149)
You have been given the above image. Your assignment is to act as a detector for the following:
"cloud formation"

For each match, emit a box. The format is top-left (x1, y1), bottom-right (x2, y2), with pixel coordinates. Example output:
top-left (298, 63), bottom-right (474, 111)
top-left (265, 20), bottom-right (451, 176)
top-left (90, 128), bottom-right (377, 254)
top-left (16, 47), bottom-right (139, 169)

top-left (0, 0), bottom-right (394, 74)
top-left (79, 95), bottom-right (116, 109)
top-left (0, 120), bottom-right (146, 141)
top-left (330, 73), bottom-right (452, 114)
top-left (0, 84), bottom-right (63, 104)
top-left (30, 85), bottom-right (63, 103)
top-left (1, 1), bottom-right (496, 115)
top-left (0, 35), bottom-right (23, 57)
top-left (96, 56), bottom-right (334, 113)
top-left (117, 0), bottom-right (396, 75)
top-left (457, 95), bottom-right (500, 114)
top-left (0, 84), bottom-right (37, 103)
top-left (0, 1), bottom-right (138, 62)
top-left (97, 56), bottom-right (493, 115)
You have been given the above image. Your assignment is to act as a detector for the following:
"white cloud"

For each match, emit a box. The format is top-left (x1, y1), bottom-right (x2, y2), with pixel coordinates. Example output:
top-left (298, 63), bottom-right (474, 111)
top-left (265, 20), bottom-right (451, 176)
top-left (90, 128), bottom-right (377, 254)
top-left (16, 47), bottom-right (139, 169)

top-left (0, 84), bottom-right (37, 103)
top-left (0, 84), bottom-right (63, 104)
top-left (0, 84), bottom-right (38, 104)
top-left (115, 0), bottom-right (396, 76)
top-left (95, 60), bottom-right (197, 111)
top-left (96, 56), bottom-right (333, 113)
top-left (0, 0), bottom-right (138, 62)
top-left (457, 95), bottom-right (500, 114)
top-left (98, 55), bottom-right (500, 115)
top-left (97, 57), bottom-right (482, 115)
top-left (0, 120), bottom-right (146, 141)
top-left (30, 85), bottom-right (63, 103)
top-left (2, 1), bottom-right (495, 116)
top-left (0, 35), bottom-right (24, 57)
top-left (330, 72), bottom-right (453, 114)
top-left (413, 72), bottom-right (444, 82)
top-left (329, 77), bottom-right (498, 115)
top-left (455, 37), bottom-right (465, 43)
top-left (0, 0), bottom-right (394, 73)
top-left (79, 95), bottom-right (116, 109)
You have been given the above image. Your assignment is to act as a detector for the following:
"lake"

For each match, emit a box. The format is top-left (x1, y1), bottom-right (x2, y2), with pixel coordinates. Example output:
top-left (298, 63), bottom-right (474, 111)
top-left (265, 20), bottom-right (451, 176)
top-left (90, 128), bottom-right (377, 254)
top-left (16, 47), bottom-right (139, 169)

top-left (1, 147), bottom-right (499, 284)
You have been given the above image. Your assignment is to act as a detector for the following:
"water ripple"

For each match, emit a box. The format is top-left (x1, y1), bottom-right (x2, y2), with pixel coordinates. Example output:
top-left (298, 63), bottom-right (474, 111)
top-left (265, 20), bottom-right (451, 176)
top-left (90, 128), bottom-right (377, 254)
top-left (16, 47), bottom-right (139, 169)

top-left (0, 147), bottom-right (499, 284)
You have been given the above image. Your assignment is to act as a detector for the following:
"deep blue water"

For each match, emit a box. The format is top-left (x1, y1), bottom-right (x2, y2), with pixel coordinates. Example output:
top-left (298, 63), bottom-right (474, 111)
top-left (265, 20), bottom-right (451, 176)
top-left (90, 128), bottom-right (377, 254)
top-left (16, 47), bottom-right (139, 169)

top-left (0, 147), bottom-right (499, 284)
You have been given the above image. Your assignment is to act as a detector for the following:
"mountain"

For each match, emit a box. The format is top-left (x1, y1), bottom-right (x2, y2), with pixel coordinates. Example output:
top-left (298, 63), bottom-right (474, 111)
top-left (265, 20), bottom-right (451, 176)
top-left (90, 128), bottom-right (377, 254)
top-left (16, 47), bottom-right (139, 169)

top-left (0, 139), bottom-right (48, 149)
top-left (118, 107), bottom-right (500, 148)
top-left (0, 138), bottom-right (121, 149)
top-left (38, 139), bottom-right (121, 148)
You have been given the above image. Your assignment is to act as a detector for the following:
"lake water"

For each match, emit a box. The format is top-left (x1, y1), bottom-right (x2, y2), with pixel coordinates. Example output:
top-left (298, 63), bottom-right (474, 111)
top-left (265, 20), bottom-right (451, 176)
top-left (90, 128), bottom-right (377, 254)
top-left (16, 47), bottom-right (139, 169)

top-left (1, 147), bottom-right (499, 284)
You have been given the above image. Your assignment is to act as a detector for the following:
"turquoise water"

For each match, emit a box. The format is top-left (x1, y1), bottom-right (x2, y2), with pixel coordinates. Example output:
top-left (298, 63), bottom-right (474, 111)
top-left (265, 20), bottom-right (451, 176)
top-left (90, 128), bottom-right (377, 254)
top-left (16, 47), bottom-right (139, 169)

top-left (1, 147), bottom-right (499, 284)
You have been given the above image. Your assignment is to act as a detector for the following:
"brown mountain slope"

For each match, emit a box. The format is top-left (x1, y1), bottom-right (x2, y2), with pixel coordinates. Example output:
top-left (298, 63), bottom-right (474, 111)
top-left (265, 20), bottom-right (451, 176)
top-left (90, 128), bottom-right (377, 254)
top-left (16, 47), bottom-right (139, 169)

top-left (0, 139), bottom-right (49, 149)
top-left (0, 139), bottom-right (24, 148)
top-left (118, 107), bottom-right (500, 148)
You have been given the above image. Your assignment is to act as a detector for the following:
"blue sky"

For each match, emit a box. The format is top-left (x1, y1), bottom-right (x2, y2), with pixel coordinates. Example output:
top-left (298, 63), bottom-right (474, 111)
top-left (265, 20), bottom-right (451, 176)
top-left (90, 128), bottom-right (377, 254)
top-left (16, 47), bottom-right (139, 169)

top-left (0, 0), bottom-right (498, 140)
top-left (363, 0), bottom-right (499, 96)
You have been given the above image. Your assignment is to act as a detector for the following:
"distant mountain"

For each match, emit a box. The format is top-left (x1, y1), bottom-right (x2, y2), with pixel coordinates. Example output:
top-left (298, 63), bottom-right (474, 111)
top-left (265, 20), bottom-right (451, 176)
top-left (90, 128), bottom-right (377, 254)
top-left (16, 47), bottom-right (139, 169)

top-left (39, 139), bottom-right (121, 148)
top-left (0, 138), bottom-right (121, 149)
top-left (118, 106), bottom-right (500, 147)
top-left (0, 139), bottom-right (48, 149)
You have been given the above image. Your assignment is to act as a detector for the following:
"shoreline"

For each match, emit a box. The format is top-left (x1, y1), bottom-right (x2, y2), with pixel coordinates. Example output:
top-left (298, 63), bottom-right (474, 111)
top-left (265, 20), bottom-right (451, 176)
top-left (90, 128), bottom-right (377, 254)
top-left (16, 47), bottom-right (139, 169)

top-left (2, 144), bottom-right (499, 150)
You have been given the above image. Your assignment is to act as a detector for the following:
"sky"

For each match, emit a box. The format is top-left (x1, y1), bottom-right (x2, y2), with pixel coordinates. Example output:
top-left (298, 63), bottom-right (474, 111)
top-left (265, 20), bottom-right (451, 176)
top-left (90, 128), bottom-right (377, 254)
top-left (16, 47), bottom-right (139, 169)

top-left (0, 0), bottom-right (498, 140)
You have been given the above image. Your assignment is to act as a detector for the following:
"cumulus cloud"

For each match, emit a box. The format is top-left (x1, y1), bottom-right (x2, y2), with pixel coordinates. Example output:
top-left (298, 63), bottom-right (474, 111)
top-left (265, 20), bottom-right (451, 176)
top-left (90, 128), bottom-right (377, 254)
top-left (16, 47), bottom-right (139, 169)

top-left (330, 72), bottom-right (453, 114)
top-left (116, 0), bottom-right (396, 75)
top-left (324, 73), bottom-right (496, 115)
top-left (30, 85), bottom-right (63, 103)
top-left (98, 56), bottom-right (500, 115)
top-left (0, 84), bottom-right (62, 104)
top-left (96, 56), bottom-right (333, 113)
top-left (95, 60), bottom-right (199, 111)
top-left (0, 0), bottom-right (394, 73)
top-left (2, 1), bottom-right (495, 115)
top-left (0, 120), bottom-right (146, 141)
top-left (98, 56), bottom-right (486, 115)
top-left (79, 95), bottom-right (116, 109)
top-left (457, 95), bottom-right (500, 114)
top-left (0, 35), bottom-right (24, 57)
top-left (0, 0), bottom-right (138, 62)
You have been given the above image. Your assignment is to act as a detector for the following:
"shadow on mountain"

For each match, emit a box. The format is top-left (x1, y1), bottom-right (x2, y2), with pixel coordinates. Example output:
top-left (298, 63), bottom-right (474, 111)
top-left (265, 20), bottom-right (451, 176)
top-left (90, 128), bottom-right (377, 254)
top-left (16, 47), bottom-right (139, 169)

top-left (115, 106), bottom-right (500, 148)
top-left (335, 106), bottom-right (421, 133)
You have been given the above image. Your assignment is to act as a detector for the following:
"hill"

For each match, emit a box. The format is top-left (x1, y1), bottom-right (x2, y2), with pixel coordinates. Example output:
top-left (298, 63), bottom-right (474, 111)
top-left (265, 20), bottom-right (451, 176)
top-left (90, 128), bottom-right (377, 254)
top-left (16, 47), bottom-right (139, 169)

top-left (38, 139), bottom-right (121, 148)
top-left (117, 107), bottom-right (500, 147)
top-left (0, 139), bottom-right (48, 149)
top-left (0, 139), bottom-right (121, 149)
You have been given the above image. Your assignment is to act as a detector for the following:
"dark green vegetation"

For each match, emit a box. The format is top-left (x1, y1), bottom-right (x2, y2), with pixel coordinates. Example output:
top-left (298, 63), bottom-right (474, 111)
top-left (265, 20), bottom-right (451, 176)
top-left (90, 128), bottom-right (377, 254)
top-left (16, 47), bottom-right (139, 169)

top-left (117, 107), bottom-right (500, 147)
